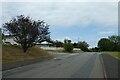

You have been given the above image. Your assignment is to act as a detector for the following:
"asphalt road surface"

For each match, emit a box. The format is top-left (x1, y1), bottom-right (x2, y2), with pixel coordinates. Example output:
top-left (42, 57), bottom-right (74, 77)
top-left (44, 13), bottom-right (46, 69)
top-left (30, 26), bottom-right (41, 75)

top-left (3, 52), bottom-right (105, 78)
top-left (102, 54), bottom-right (119, 78)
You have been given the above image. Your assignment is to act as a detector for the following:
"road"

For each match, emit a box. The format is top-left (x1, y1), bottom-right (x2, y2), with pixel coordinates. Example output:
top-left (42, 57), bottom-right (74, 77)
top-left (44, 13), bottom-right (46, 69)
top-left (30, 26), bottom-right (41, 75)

top-left (3, 52), bottom-right (105, 78)
top-left (102, 54), bottom-right (119, 78)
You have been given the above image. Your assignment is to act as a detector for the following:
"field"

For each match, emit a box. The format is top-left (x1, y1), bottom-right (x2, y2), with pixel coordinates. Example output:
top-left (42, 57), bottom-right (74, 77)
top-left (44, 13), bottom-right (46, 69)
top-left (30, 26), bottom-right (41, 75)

top-left (2, 45), bottom-right (49, 64)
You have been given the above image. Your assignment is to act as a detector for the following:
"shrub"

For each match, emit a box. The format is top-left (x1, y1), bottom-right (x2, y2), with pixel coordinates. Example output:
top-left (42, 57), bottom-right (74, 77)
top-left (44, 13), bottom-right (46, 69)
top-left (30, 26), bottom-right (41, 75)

top-left (77, 41), bottom-right (89, 52)
top-left (64, 40), bottom-right (73, 53)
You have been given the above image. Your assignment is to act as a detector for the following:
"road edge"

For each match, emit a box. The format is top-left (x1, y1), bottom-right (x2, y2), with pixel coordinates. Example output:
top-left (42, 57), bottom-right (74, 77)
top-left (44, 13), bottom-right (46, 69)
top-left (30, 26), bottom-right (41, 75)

top-left (2, 55), bottom-right (53, 71)
top-left (99, 53), bottom-right (107, 80)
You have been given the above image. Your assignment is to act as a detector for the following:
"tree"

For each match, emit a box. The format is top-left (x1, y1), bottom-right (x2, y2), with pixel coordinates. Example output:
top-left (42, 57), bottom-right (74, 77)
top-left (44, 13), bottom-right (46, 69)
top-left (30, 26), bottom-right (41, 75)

top-left (108, 35), bottom-right (119, 43)
top-left (0, 28), bottom-right (1, 44)
top-left (90, 47), bottom-right (99, 52)
top-left (108, 35), bottom-right (120, 51)
top-left (73, 42), bottom-right (79, 48)
top-left (0, 28), bottom-right (5, 44)
top-left (53, 40), bottom-right (64, 47)
top-left (98, 38), bottom-right (114, 51)
top-left (77, 41), bottom-right (89, 52)
top-left (118, 36), bottom-right (120, 51)
top-left (64, 39), bottom-right (73, 53)
top-left (3, 15), bottom-right (50, 52)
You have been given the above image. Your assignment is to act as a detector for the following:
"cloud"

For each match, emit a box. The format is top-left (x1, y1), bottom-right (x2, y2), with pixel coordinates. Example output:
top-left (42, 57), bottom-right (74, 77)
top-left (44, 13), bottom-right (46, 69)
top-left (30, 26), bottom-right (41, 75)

top-left (99, 31), bottom-right (115, 35)
top-left (0, 3), bottom-right (2, 27)
top-left (2, 2), bottom-right (118, 29)
top-left (1, 2), bottom-right (118, 47)
top-left (1, 0), bottom-right (119, 2)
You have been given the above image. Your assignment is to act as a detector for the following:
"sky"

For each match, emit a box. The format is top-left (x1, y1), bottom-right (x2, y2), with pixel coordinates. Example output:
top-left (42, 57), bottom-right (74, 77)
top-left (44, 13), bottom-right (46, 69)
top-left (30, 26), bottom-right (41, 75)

top-left (1, 0), bottom-right (119, 47)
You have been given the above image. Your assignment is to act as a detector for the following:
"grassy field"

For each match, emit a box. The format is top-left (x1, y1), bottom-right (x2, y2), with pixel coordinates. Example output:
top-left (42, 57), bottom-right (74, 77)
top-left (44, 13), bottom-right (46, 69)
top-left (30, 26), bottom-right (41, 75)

top-left (2, 45), bottom-right (49, 64)
top-left (105, 52), bottom-right (120, 60)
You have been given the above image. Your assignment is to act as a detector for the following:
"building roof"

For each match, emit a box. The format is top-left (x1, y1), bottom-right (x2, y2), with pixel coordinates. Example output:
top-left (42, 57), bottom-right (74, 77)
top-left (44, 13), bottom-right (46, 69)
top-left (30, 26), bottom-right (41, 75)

top-left (41, 41), bottom-right (52, 44)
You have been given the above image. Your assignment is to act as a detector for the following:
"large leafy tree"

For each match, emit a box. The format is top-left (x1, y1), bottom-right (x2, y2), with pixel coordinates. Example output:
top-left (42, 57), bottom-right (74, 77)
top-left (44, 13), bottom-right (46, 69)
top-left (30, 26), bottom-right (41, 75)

top-left (3, 15), bottom-right (50, 52)
top-left (77, 41), bottom-right (89, 52)
top-left (108, 35), bottom-right (120, 51)
top-left (98, 38), bottom-right (114, 51)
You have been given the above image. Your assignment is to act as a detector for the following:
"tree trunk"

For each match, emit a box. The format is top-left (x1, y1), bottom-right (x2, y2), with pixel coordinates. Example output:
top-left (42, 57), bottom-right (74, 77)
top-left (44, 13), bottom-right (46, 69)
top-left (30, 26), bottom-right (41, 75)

top-left (23, 47), bottom-right (27, 53)
top-left (21, 44), bottom-right (28, 53)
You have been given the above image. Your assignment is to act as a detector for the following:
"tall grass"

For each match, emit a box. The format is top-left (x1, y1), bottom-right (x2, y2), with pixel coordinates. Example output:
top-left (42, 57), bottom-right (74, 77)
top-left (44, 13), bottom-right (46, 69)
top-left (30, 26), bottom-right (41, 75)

top-left (2, 45), bottom-right (48, 64)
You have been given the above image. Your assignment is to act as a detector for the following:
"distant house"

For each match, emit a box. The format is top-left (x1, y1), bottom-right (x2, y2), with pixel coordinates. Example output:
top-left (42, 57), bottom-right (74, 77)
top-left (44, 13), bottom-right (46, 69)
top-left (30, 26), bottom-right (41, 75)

top-left (2, 35), bottom-right (18, 45)
top-left (37, 41), bottom-right (52, 47)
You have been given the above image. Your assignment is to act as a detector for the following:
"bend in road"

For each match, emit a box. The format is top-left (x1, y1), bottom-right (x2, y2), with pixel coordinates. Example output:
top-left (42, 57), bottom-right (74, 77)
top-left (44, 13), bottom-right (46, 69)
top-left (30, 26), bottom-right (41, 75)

top-left (3, 52), bottom-right (104, 78)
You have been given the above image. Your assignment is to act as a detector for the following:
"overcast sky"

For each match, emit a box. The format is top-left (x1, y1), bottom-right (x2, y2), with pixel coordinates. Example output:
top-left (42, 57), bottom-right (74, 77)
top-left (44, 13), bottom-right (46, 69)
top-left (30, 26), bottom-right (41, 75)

top-left (1, 0), bottom-right (118, 47)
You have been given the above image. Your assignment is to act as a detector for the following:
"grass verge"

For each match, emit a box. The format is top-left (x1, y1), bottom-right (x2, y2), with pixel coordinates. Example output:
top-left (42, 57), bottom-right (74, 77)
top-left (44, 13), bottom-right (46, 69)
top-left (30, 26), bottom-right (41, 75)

top-left (104, 52), bottom-right (120, 60)
top-left (2, 45), bottom-right (49, 64)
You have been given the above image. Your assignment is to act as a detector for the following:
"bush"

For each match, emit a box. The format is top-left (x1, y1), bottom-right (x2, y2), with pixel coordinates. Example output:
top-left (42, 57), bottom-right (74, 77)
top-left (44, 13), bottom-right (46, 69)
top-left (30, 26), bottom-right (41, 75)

top-left (63, 39), bottom-right (73, 53)
top-left (64, 42), bottom-right (73, 53)
top-left (77, 41), bottom-right (89, 52)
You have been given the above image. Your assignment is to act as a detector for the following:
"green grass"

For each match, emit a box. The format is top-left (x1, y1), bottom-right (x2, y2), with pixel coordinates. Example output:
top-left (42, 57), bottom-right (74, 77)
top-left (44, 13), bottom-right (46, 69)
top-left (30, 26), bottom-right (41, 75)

top-left (104, 52), bottom-right (120, 60)
top-left (2, 45), bottom-right (49, 64)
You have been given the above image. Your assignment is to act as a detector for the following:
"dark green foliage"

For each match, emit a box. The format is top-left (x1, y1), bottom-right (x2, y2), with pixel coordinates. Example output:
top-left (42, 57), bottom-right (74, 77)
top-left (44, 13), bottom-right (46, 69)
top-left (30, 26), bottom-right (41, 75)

top-left (64, 39), bottom-right (73, 53)
top-left (3, 15), bottom-right (50, 53)
top-left (0, 28), bottom-right (1, 44)
top-left (98, 38), bottom-right (113, 51)
top-left (108, 35), bottom-right (120, 51)
top-left (73, 42), bottom-right (78, 48)
top-left (77, 41), bottom-right (89, 52)
top-left (98, 35), bottom-right (120, 51)
top-left (52, 40), bottom-right (64, 47)
top-left (90, 47), bottom-right (100, 52)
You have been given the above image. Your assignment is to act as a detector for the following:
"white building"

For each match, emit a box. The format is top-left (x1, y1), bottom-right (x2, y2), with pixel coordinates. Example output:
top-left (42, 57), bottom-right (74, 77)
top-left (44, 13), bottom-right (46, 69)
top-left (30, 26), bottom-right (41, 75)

top-left (3, 35), bottom-right (18, 45)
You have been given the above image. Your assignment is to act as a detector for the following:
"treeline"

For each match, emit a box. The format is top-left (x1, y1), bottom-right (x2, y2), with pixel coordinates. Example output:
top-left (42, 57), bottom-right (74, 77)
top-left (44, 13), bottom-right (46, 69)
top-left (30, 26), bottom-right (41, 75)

top-left (50, 39), bottom-right (89, 52)
top-left (97, 35), bottom-right (120, 52)
top-left (0, 28), bottom-right (2, 44)
top-left (51, 35), bottom-right (120, 52)
top-left (1, 15), bottom-right (119, 53)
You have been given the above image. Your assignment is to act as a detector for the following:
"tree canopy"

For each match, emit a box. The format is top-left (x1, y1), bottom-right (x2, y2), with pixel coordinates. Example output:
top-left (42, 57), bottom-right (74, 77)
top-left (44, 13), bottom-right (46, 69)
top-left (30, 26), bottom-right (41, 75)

top-left (78, 41), bottom-right (89, 52)
top-left (98, 38), bottom-right (113, 51)
top-left (3, 15), bottom-right (50, 52)
top-left (98, 35), bottom-right (120, 51)
top-left (52, 40), bottom-right (64, 47)
top-left (108, 35), bottom-right (120, 51)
